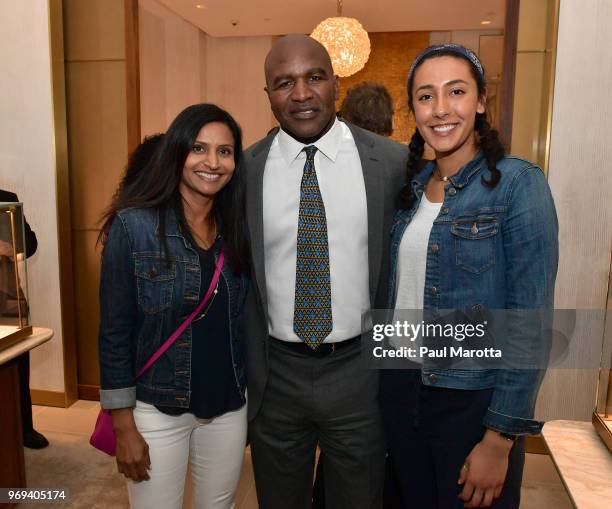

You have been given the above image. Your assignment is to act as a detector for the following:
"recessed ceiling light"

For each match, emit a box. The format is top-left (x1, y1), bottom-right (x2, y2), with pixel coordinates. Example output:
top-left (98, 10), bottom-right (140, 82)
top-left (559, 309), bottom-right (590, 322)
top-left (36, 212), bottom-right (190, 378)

top-left (196, 4), bottom-right (206, 9)
top-left (480, 20), bottom-right (492, 25)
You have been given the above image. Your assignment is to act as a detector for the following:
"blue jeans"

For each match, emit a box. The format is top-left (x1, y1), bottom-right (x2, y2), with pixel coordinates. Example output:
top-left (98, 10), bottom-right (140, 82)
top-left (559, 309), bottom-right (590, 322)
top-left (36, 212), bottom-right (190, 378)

top-left (380, 369), bottom-right (525, 509)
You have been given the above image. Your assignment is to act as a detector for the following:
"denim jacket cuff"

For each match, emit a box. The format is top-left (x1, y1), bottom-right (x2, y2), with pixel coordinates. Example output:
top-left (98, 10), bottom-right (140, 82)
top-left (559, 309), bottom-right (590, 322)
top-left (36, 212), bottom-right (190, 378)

top-left (100, 387), bottom-right (136, 410)
top-left (482, 407), bottom-right (543, 435)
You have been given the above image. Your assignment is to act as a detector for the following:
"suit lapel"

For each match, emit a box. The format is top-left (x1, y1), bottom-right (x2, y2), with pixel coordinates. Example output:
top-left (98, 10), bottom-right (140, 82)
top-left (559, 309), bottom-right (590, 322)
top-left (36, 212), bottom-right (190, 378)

top-left (246, 133), bottom-right (276, 316)
top-left (347, 123), bottom-right (385, 306)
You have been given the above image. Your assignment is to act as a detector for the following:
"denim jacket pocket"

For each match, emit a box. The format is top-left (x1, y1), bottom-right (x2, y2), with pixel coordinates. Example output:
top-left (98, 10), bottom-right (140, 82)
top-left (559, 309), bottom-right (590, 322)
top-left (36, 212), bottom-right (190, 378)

top-left (451, 215), bottom-right (499, 274)
top-left (135, 256), bottom-right (176, 314)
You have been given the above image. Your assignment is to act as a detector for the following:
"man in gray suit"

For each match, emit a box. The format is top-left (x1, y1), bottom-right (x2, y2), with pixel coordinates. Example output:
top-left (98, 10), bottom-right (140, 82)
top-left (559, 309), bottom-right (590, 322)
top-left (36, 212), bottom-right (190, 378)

top-left (244, 34), bottom-right (407, 509)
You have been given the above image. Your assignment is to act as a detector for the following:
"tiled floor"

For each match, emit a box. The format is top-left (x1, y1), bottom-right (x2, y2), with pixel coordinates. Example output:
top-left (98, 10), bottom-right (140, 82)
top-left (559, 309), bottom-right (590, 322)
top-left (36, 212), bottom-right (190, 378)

top-left (27, 401), bottom-right (572, 508)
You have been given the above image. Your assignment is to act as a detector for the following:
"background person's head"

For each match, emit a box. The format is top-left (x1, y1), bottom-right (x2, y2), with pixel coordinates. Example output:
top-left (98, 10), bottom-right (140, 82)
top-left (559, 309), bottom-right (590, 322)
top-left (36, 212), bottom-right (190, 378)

top-left (264, 34), bottom-right (339, 144)
top-left (339, 81), bottom-right (394, 137)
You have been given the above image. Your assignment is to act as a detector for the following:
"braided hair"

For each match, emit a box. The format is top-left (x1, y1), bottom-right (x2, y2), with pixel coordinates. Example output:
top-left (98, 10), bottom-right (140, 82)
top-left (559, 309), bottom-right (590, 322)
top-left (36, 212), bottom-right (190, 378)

top-left (398, 45), bottom-right (505, 210)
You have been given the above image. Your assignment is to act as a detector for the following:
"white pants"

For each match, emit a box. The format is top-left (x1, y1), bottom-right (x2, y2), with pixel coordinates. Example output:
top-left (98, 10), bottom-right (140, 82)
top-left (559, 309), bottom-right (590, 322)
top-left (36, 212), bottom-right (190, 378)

top-left (128, 400), bottom-right (248, 509)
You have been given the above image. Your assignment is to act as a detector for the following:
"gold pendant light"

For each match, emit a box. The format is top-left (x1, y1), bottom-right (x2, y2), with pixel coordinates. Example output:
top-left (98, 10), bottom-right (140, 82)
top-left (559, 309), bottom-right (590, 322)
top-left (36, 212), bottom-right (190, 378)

top-left (311, 0), bottom-right (371, 77)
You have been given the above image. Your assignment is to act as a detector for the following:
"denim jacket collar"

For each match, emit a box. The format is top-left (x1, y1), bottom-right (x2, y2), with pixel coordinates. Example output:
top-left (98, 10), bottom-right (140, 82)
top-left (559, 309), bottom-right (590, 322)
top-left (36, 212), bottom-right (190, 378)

top-left (155, 206), bottom-right (224, 257)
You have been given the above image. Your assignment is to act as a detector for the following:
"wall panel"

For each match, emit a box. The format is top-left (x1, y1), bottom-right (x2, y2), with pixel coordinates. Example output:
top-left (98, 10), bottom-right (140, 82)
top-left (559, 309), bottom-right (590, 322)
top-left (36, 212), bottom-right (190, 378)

top-left (535, 0), bottom-right (612, 422)
top-left (0, 1), bottom-right (67, 394)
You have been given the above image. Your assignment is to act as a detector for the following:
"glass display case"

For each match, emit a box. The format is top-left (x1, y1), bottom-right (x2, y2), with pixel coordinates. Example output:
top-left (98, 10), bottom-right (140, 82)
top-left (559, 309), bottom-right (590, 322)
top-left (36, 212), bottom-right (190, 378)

top-left (593, 266), bottom-right (612, 452)
top-left (0, 202), bottom-right (32, 350)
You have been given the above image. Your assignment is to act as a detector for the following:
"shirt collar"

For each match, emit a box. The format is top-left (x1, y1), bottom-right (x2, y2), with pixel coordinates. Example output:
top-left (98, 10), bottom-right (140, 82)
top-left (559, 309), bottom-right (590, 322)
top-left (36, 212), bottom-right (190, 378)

top-left (277, 117), bottom-right (342, 165)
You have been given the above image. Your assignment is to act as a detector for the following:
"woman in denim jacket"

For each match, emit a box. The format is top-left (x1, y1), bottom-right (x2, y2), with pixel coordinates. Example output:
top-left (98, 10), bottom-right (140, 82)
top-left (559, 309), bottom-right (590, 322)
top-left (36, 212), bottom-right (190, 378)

top-left (380, 45), bottom-right (558, 508)
top-left (98, 104), bottom-right (249, 509)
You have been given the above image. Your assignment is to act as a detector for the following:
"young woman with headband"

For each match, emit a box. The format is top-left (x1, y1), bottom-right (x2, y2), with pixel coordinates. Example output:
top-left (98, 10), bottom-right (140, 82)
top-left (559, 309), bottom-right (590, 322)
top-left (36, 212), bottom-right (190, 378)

top-left (381, 44), bottom-right (558, 508)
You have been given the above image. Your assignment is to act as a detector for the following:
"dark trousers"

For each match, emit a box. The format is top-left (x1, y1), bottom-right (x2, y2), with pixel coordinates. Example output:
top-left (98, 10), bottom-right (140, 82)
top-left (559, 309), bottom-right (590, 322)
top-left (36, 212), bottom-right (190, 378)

top-left (380, 370), bottom-right (525, 509)
top-left (17, 351), bottom-right (34, 432)
top-left (250, 338), bottom-right (386, 509)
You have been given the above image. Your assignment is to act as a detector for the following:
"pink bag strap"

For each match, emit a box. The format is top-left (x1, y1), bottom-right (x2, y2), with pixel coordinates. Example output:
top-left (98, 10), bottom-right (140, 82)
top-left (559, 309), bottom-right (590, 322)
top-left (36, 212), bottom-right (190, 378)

top-left (135, 248), bottom-right (225, 380)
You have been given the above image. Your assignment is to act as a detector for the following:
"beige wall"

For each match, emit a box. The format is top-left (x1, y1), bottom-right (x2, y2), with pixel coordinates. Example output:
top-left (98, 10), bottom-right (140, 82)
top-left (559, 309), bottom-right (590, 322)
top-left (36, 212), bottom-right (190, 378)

top-left (139, 0), bottom-right (207, 136)
top-left (0, 2), bottom-right (66, 392)
top-left (139, 0), bottom-right (274, 146)
top-left (534, 0), bottom-right (612, 422)
top-left (204, 36), bottom-right (275, 146)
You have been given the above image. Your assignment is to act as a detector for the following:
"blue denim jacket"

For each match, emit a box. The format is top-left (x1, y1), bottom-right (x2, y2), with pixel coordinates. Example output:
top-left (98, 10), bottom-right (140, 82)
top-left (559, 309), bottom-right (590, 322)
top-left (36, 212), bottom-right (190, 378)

top-left (388, 152), bottom-right (558, 435)
top-left (98, 207), bottom-right (248, 410)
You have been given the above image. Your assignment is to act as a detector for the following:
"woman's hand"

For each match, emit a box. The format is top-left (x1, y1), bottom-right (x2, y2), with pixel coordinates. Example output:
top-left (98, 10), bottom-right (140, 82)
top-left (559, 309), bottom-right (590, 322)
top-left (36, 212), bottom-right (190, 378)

top-left (112, 408), bottom-right (151, 482)
top-left (457, 429), bottom-right (513, 507)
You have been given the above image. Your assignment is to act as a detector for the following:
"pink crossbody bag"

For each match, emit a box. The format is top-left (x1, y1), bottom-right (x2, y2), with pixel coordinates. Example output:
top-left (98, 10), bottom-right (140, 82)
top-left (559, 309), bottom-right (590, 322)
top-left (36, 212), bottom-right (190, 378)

top-left (90, 249), bottom-right (225, 456)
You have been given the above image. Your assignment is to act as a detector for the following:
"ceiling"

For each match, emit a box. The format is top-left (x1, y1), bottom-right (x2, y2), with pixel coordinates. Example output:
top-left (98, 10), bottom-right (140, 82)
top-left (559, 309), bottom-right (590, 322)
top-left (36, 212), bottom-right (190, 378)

top-left (156, 0), bottom-right (506, 37)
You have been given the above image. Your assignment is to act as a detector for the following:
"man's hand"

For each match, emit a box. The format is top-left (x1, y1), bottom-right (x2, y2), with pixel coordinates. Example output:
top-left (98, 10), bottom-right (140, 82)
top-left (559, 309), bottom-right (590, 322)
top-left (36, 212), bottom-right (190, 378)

top-left (112, 408), bottom-right (151, 482)
top-left (457, 429), bottom-right (513, 507)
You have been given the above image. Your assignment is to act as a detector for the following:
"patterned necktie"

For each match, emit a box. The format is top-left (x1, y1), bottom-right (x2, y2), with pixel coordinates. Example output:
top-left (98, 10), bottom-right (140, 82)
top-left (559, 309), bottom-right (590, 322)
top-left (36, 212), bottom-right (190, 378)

top-left (293, 145), bottom-right (333, 349)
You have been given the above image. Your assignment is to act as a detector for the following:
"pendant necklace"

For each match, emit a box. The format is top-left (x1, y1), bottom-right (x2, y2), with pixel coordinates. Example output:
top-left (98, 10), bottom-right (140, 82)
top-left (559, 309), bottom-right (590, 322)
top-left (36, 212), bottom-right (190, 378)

top-left (433, 166), bottom-right (450, 182)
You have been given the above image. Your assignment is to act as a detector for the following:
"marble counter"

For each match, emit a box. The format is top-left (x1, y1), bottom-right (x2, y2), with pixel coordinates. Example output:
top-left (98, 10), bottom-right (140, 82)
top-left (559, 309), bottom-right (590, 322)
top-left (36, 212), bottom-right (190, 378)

top-left (542, 420), bottom-right (612, 509)
top-left (0, 327), bottom-right (53, 365)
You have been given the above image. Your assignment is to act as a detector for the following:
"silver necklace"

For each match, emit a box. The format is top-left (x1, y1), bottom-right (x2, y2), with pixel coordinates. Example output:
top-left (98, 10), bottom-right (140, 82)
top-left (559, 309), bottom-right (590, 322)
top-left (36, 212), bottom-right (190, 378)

top-left (192, 282), bottom-right (219, 322)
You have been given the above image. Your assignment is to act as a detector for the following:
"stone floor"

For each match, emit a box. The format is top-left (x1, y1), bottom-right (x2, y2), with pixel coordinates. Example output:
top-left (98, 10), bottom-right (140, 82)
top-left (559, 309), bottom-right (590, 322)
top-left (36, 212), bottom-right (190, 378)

top-left (23, 400), bottom-right (572, 508)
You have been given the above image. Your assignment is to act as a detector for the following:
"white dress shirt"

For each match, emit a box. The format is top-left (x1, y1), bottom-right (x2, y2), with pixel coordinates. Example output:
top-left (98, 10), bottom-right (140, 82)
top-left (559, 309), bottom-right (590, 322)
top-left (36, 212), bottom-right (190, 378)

top-left (262, 118), bottom-right (369, 342)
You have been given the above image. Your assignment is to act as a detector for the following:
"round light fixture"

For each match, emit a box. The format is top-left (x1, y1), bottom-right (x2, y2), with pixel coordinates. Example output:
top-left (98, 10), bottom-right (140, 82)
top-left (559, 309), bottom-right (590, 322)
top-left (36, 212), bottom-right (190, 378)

top-left (311, 1), bottom-right (370, 77)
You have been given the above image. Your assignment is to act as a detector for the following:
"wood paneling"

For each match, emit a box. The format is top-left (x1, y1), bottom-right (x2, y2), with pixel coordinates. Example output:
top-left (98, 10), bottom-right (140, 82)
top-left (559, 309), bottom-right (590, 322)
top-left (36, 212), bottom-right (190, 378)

top-left (498, 0), bottom-right (520, 149)
top-left (337, 31), bottom-right (430, 144)
top-left (66, 61), bottom-right (128, 230)
top-left (125, 0), bottom-right (141, 154)
top-left (63, 0), bottom-right (125, 61)
top-left (78, 384), bottom-right (100, 401)
top-left (30, 389), bottom-right (68, 408)
top-left (0, 359), bottom-right (26, 488)
top-left (64, 0), bottom-right (131, 394)
top-left (72, 231), bottom-right (102, 387)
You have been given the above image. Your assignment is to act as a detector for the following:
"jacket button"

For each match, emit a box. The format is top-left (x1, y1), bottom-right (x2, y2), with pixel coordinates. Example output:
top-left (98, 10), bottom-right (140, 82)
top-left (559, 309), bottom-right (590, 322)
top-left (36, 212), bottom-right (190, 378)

top-left (448, 187), bottom-right (457, 196)
top-left (472, 303), bottom-right (482, 311)
top-left (430, 244), bottom-right (439, 253)
top-left (428, 373), bottom-right (438, 384)
top-left (149, 268), bottom-right (157, 278)
top-left (440, 207), bottom-right (449, 215)
top-left (429, 286), bottom-right (437, 295)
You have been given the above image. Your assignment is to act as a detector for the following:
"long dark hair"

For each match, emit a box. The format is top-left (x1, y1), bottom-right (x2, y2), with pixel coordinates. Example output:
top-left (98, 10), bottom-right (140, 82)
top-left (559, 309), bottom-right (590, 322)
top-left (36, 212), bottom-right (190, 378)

top-left (398, 48), bottom-right (505, 209)
top-left (100, 103), bottom-right (249, 274)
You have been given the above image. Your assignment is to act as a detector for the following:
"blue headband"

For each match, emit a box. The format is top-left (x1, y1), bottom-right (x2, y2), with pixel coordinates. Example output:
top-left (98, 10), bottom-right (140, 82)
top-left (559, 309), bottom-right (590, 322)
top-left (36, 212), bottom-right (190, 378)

top-left (408, 44), bottom-right (485, 86)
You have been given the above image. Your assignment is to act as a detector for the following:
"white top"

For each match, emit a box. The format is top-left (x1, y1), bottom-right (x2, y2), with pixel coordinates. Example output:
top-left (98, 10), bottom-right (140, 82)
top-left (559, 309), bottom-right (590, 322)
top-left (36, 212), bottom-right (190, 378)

top-left (263, 118), bottom-right (369, 342)
top-left (395, 193), bottom-right (442, 310)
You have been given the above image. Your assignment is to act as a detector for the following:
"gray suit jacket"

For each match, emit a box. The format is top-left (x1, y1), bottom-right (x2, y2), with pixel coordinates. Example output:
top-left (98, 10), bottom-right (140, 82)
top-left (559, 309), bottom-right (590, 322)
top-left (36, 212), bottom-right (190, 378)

top-left (243, 121), bottom-right (408, 420)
